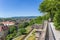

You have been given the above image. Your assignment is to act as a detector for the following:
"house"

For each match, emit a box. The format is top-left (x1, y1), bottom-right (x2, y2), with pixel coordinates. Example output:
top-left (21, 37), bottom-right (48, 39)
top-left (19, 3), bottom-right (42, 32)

top-left (32, 24), bottom-right (42, 29)
top-left (1, 21), bottom-right (15, 26)
top-left (0, 25), bottom-right (8, 40)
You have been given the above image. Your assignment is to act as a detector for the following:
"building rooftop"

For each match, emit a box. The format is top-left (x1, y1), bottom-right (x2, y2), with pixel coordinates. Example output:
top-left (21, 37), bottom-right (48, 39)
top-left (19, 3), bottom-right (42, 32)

top-left (1, 21), bottom-right (15, 26)
top-left (0, 25), bottom-right (8, 32)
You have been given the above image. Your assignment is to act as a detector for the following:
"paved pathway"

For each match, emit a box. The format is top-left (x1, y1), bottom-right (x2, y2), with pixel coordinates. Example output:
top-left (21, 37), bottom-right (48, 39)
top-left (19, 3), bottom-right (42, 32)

top-left (50, 22), bottom-right (60, 40)
top-left (48, 22), bottom-right (55, 40)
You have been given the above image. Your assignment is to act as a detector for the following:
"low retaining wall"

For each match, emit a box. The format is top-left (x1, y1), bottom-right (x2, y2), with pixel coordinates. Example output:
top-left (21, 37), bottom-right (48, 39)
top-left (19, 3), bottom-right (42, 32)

top-left (22, 28), bottom-right (33, 40)
top-left (40, 21), bottom-right (48, 40)
top-left (35, 21), bottom-right (48, 40)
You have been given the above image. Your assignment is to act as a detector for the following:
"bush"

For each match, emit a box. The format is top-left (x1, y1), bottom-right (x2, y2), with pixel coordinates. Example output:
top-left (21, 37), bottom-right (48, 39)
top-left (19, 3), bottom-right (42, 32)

top-left (54, 11), bottom-right (60, 30)
top-left (6, 34), bottom-right (13, 40)
top-left (8, 26), bottom-right (17, 34)
top-left (23, 22), bottom-right (29, 28)
top-left (35, 16), bottom-right (42, 24)
top-left (18, 22), bottom-right (29, 28)
top-left (29, 19), bottom-right (35, 25)
top-left (18, 28), bottom-right (26, 35)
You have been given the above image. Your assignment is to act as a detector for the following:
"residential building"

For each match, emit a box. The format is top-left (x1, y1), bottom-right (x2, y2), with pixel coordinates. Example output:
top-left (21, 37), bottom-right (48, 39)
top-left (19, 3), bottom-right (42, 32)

top-left (1, 21), bottom-right (15, 26)
top-left (0, 25), bottom-right (8, 40)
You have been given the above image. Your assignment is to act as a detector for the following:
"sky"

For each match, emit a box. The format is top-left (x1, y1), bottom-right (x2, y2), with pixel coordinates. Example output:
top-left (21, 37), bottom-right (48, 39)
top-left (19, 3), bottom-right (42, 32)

top-left (0, 0), bottom-right (43, 18)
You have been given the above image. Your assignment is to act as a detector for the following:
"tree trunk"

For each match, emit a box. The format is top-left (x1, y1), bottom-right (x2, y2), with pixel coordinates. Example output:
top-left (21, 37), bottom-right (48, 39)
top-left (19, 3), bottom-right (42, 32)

top-left (50, 12), bottom-right (53, 22)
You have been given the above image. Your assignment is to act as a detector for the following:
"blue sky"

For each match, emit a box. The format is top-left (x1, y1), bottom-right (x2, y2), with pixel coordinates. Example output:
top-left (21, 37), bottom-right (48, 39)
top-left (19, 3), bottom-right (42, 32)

top-left (0, 0), bottom-right (43, 18)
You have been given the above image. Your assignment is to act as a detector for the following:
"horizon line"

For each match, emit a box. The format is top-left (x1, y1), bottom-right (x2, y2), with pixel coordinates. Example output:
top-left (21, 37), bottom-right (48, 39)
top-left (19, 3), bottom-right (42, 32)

top-left (0, 15), bottom-right (41, 18)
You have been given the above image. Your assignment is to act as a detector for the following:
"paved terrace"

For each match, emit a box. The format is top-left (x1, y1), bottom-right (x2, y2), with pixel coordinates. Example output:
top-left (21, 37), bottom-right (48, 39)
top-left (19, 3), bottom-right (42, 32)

top-left (50, 22), bottom-right (60, 40)
top-left (35, 21), bottom-right (56, 40)
top-left (37, 21), bottom-right (48, 40)
top-left (23, 21), bottom-right (57, 40)
top-left (23, 21), bottom-right (49, 40)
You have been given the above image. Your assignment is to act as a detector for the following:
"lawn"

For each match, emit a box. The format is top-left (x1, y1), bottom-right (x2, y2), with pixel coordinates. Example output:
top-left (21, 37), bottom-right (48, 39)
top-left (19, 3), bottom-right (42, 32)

top-left (13, 26), bottom-right (32, 40)
top-left (13, 35), bottom-right (25, 40)
top-left (25, 26), bottom-right (32, 33)
top-left (27, 30), bottom-right (35, 40)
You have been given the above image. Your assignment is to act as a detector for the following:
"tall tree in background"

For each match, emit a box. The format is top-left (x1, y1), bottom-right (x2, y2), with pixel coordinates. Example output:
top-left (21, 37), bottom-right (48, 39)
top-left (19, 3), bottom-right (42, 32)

top-left (39, 0), bottom-right (58, 21)
top-left (53, 0), bottom-right (60, 30)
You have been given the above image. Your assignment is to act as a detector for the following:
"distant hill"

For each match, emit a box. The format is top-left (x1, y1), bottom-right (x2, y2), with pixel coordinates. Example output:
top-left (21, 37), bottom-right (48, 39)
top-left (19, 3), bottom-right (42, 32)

top-left (0, 16), bottom-right (38, 22)
top-left (11, 16), bottom-right (37, 19)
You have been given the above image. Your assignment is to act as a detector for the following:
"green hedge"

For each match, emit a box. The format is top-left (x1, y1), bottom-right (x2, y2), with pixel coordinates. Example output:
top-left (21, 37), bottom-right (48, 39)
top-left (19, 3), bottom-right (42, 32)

top-left (54, 11), bottom-right (60, 30)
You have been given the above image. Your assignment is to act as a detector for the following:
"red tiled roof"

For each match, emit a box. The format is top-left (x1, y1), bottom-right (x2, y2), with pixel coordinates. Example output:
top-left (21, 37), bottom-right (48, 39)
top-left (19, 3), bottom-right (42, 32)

top-left (1, 21), bottom-right (15, 25)
top-left (0, 26), bottom-right (8, 32)
top-left (0, 26), bottom-right (3, 32)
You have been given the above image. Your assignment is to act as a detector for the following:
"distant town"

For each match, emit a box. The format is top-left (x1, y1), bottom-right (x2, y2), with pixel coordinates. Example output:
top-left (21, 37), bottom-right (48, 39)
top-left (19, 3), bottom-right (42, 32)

top-left (0, 16), bottom-right (41, 40)
top-left (0, 0), bottom-right (60, 40)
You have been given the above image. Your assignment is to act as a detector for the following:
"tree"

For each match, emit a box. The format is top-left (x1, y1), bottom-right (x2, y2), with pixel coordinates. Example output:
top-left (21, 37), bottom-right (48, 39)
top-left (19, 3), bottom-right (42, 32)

top-left (6, 34), bottom-right (13, 40)
top-left (42, 13), bottom-right (50, 20)
top-left (18, 24), bottom-right (23, 28)
top-left (23, 22), bottom-right (29, 28)
top-left (8, 26), bottom-right (17, 34)
top-left (39, 0), bottom-right (58, 21)
top-left (18, 28), bottom-right (26, 35)
top-left (29, 19), bottom-right (35, 25)
top-left (54, 11), bottom-right (60, 30)
top-left (18, 22), bottom-right (29, 28)
top-left (35, 16), bottom-right (43, 24)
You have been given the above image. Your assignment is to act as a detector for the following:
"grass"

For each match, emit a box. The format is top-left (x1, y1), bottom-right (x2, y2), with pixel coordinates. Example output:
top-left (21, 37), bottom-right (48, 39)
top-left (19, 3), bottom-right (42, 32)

top-left (25, 26), bottom-right (32, 33)
top-left (13, 26), bottom-right (32, 40)
top-left (27, 30), bottom-right (35, 40)
top-left (13, 35), bottom-right (25, 40)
